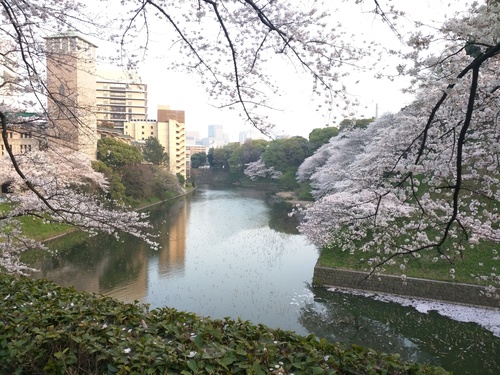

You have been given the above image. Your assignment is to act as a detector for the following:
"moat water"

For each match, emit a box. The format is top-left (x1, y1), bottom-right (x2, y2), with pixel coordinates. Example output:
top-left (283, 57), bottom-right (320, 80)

top-left (31, 187), bottom-right (500, 374)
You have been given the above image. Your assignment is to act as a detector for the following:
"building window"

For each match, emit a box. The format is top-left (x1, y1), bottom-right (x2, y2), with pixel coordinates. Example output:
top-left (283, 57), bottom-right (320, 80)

top-left (69, 38), bottom-right (77, 51)
top-left (151, 132), bottom-right (153, 136)
top-left (110, 91), bottom-right (126, 98)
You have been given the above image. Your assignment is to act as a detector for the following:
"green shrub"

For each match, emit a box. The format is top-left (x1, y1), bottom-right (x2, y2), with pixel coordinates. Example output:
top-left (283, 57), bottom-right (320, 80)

top-left (0, 274), bottom-right (449, 374)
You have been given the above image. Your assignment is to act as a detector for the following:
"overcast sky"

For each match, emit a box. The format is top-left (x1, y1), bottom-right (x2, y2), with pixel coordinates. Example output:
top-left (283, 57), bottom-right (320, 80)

top-left (93, 1), bottom-right (471, 141)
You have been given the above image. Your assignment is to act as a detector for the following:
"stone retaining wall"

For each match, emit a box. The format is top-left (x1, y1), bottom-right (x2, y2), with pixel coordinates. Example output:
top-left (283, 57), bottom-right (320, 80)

top-left (191, 169), bottom-right (234, 185)
top-left (313, 264), bottom-right (500, 309)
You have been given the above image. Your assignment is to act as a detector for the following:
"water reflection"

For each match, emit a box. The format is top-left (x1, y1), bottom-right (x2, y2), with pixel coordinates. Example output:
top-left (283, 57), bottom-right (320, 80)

top-left (32, 188), bottom-right (319, 329)
top-left (28, 187), bottom-right (500, 375)
top-left (154, 198), bottom-right (189, 277)
top-left (267, 200), bottom-right (300, 234)
top-left (300, 287), bottom-right (500, 374)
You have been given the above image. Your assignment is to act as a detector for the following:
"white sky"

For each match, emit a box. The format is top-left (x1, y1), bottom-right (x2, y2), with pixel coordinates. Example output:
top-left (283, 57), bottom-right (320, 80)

top-left (93, 1), bottom-right (472, 141)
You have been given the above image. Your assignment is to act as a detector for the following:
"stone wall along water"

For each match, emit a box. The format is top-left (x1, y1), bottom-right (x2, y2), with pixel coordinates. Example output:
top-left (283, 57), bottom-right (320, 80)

top-left (313, 264), bottom-right (500, 309)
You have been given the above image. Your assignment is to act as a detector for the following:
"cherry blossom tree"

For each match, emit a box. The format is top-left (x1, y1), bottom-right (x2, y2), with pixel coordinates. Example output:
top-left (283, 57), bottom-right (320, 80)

top-left (297, 2), bottom-right (500, 292)
top-left (244, 158), bottom-right (282, 181)
top-left (0, 145), bottom-right (155, 274)
top-left (1, 0), bottom-right (497, 282)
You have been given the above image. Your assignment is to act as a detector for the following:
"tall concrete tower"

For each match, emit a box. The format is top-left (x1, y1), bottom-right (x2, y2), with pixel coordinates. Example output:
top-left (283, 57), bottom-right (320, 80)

top-left (45, 32), bottom-right (98, 158)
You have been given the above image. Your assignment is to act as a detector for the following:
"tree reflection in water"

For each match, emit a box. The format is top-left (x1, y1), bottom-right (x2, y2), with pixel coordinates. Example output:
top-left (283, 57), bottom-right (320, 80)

top-left (299, 286), bottom-right (500, 374)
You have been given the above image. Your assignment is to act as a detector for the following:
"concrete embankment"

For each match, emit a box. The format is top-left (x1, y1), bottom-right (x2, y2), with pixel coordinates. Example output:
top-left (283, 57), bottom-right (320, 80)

top-left (313, 264), bottom-right (500, 309)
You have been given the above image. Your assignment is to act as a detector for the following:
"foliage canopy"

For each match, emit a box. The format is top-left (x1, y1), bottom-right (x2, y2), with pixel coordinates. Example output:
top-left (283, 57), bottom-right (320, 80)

top-left (97, 138), bottom-right (143, 169)
top-left (142, 136), bottom-right (167, 165)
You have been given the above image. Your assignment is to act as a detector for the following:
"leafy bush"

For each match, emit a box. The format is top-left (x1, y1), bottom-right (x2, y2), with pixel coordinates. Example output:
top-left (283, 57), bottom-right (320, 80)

top-left (0, 274), bottom-right (449, 374)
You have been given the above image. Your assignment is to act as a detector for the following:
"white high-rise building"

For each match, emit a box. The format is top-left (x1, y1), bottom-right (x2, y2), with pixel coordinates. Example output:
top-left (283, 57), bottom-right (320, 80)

top-left (95, 68), bottom-right (148, 132)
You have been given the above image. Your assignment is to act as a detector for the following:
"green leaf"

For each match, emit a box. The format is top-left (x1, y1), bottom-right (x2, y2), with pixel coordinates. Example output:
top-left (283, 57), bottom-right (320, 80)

top-left (310, 366), bottom-right (325, 374)
top-left (107, 363), bottom-right (118, 373)
top-left (187, 359), bottom-right (198, 372)
top-left (193, 334), bottom-right (203, 348)
top-left (221, 353), bottom-right (237, 366)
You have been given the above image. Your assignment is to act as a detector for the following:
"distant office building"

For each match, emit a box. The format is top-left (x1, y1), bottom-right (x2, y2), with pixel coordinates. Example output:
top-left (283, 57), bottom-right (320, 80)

top-left (186, 145), bottom-right (207, 178)
top-left (124, 105), bottom-right (186, 179)
top-left (207, 124), bottom-right (226, 148)
top-left (239, 129), bottom-right (268, 143)
top-left (0, 114), bottom-right (46, 157)
top-left (186, 131), bottom-right (200, 146)
top-left (186, 145), bottom-right (207, 162)
top-left (45, 32), bottom-right (98, 158)
top-left (238, 131), bottom-right (247, 144)
top-left (208, 124), bottom-right (223, 139)
top-left (95, 68), bottom-right (147, 132)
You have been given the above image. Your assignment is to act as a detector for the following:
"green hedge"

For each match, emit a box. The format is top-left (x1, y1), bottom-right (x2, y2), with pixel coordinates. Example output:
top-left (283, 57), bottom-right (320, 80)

top-left (0, 274), bottom-right (449, 374)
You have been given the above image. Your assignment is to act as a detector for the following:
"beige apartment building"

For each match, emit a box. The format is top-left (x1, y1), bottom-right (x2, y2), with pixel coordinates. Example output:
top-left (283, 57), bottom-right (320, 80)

top-left (186, 145), bottom-right (208, 178)
top-left (45, 32), bottom-right (98, 158)
top-left (124, 105), bottom-right (186, 179)
top-left (0, 63), bottom-right (45, 157)
top-left (95, 69), bottom-right (147, 132)
top-left (0, 115), bottom-right (45, 157)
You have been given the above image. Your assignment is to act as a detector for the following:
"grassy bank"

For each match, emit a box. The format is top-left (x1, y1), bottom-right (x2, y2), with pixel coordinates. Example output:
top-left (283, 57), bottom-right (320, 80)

top-left (1, 187), bottom-right (194, 244)
top-left (0, 202), bottom-right (73, 241)
top-left (318, 240), bottom-right (499, 286)
top-left (0, 274), bottom-right (449, 375)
